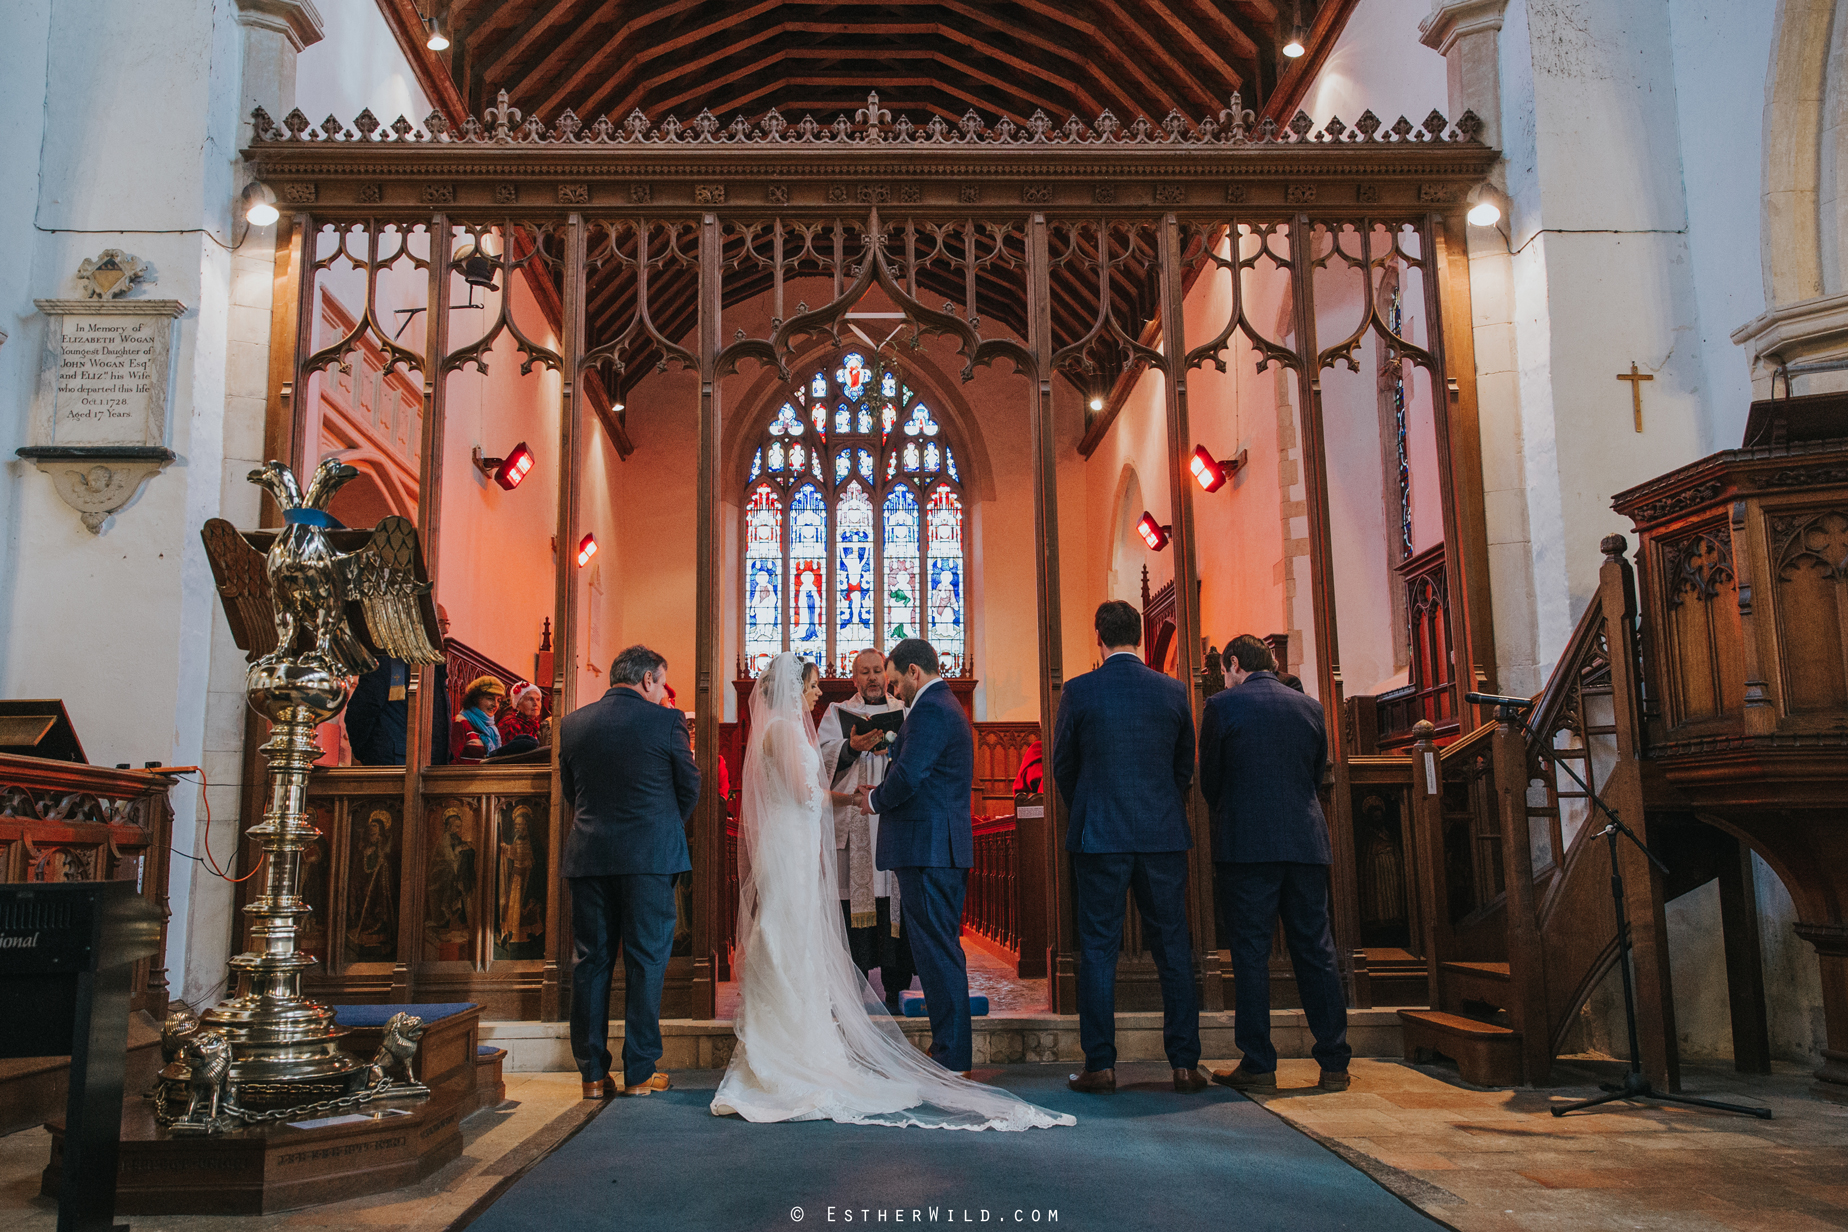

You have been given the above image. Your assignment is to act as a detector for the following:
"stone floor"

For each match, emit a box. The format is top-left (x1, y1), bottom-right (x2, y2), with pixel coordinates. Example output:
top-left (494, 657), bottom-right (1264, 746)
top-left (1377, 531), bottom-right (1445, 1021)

top-left (4, 1052), bottom-right (1843, 1230)
top-left (1238, 1055), bottom-right (1848, 1232)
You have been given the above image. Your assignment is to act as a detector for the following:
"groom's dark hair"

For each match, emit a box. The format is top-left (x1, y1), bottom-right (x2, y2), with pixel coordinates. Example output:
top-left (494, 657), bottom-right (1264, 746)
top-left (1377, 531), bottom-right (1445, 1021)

top-left (888, 638), bottom-right (939, 678)
top-left (1095, 600), bottom-right (1141, 649)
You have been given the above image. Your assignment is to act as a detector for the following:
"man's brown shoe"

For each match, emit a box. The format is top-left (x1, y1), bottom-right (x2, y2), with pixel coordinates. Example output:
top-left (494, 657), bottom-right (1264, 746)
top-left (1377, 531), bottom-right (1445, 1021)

top-left (1318, 1070), bottom-right (1351, 1092)
top-left (1210, 1064), bottom-right (1277, 1092)
top-left (619, 1071), bottom-right (671, 1096)
top-left (582, 1077), bottom-right (616, 1100)
top-left (1173, 1067), bottom-right (1208, 1093)
top-left (1067, 1067), bottom-right (1116, 1094)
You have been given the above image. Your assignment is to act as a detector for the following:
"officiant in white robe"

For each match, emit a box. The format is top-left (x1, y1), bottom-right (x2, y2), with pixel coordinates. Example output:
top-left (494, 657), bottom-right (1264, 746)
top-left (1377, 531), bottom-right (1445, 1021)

top-left (817, 649), bottom-right (917, 1012)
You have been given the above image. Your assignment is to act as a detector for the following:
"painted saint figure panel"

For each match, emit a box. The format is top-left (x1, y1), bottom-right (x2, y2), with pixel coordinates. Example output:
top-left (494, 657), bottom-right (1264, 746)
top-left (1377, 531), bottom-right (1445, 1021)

top-left (926, 486), bottom-right (965, 676)
top-left (883, 485), bottom-right (921, 644)
top-left (745, 484), bottom-right (784, 673)
top-left (493, 798), bottom-right (547, 961)
top-left (835, 482), bottom-right (874, 673)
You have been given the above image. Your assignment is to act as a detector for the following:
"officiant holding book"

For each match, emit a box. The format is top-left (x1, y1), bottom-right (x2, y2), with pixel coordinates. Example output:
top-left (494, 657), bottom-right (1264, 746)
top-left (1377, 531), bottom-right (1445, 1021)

top-left (817, 648), bottom-right (917, 1014)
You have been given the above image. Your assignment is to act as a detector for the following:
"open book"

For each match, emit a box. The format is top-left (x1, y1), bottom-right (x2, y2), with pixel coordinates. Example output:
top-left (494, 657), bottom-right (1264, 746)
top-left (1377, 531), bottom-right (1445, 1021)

top-left (832, 708), bottom-right (904, 782)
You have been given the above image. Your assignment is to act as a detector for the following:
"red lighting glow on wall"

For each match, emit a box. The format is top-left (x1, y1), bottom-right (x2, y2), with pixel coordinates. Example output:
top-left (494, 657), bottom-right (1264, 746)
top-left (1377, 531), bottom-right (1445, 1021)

top-left (1136, 512), bottom-right (1171, 552)
top-left (576, 533), bottom-right (598, 567)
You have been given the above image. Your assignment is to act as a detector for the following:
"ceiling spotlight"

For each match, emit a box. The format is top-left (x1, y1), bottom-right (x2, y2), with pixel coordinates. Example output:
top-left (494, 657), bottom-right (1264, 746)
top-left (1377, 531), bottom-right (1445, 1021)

top-left (576, 533), bottom-right (599, 567)
top-left (1467, 183), bottom-right (1505, 228)
top-left (1136, 512), bottom-right (1171, 552)
top-left (1088, 394), bottom-right (1105, 412)
top-left (1190, 445), bottom-right (1249, 493)
top-left (474, 442), bottom-right (535, 490)
top-left (424, 13), bottom-right (449, 50)
top-left (242, 181), bottom-right (279, 226)
top-left (1282, 33), bottom-right (1306, 57)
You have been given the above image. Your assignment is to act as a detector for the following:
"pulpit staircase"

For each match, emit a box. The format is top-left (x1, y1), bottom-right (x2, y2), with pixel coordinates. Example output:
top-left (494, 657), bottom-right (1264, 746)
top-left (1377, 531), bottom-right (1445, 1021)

top-left (1397, 538), bottom-right (1668, 1087)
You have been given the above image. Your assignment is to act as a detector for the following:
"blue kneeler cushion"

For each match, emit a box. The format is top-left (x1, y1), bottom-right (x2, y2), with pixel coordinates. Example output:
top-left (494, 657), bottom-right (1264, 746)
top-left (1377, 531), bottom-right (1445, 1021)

top-left (330, 1002), bottom-right (478, 1027)
top-left (901, 995), bottom-right (988, 1017)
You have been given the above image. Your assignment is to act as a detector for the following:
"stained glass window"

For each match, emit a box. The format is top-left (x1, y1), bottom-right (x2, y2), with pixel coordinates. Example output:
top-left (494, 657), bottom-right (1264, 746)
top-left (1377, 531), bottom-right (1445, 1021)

top-left (743, 353), bottom-right (965, 677)
top-left (789, 484), bottom-right (828, 665)
top-left (925, 486), bottom-right (965, 676)
top-left (770, 403), bottom-right (804, 436)
top-left (744, 484), bottom-right (784, 674)
top-left (834, 483), bottom-right (875, 674)
top-left (883, 486), bottom-right (921, 644)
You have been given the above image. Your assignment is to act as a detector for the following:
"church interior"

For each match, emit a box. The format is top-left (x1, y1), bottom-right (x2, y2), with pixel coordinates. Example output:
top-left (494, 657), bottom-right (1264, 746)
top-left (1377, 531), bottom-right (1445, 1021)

top-left (3, 0), bottom-right (1847, 1228)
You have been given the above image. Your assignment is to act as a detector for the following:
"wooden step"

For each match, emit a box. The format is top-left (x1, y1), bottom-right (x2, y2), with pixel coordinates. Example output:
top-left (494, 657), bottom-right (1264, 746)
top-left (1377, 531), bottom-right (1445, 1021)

top-left (1440, 961), bottom-right (1512, 1015)
top-left (1397, 1009), bottom-right (1523, 1086)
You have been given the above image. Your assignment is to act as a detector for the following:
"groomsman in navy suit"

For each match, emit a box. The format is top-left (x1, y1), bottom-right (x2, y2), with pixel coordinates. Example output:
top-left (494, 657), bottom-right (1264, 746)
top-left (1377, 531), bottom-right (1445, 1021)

top-left (1052, 600), bottom-right (1205, 1094)
top-left (862, 638), bottom-right (976, 1075)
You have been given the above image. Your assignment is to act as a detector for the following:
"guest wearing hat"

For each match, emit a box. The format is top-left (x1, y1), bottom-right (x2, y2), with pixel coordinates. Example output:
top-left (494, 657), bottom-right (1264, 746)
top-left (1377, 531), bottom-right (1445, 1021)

top-left (454, 677), bottom-right (506, 763)
top-left (500, 682), bottom-right (551, 743)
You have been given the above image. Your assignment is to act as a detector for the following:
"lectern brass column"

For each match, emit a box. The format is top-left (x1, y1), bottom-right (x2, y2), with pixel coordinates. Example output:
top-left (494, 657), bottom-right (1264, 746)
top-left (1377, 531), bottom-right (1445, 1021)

top-left (197, 459), bottom-right (445, 1109)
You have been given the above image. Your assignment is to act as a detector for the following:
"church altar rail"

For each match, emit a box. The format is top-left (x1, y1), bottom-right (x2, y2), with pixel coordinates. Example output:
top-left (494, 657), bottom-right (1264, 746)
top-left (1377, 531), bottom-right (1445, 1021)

top-left (0, 753), bottom-right (175, 1135)
top-left (966, 813), bottom-right (1018, 955)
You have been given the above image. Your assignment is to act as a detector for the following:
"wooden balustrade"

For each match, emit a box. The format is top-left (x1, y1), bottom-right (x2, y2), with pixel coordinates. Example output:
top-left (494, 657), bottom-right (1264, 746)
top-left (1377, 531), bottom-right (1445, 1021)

top-left (965, 813), bottom-right (1018, 955)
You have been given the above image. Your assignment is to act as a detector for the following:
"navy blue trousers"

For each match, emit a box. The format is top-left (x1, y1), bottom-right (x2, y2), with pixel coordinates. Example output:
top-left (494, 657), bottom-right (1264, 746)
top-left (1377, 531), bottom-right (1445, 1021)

top-left (1073, 850), bottom-right (1201, 1071)
top-left (568, 873), bottom-right (677, 1086)
top-left (893, 865), bottom-right (972, 1071)
top-left (1217, 861), bottom-right (1352, 1074)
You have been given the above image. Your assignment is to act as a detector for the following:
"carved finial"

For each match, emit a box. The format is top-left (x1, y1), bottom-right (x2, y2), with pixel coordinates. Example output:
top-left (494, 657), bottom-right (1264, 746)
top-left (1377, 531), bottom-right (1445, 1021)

top-left (1412, 719), bottom-right (1436, 740)
top-left (857, 91), bottom-right (890, 136)
top-left (1601, 533), bottom-right (1628, 559)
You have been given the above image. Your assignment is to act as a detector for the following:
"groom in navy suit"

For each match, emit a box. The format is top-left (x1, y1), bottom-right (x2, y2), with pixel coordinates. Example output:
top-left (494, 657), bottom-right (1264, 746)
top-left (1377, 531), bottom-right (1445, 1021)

top-left (1052, 600), bottom-right (1204, 1094)
top-left (862, 638), bottom-right (976, 1074)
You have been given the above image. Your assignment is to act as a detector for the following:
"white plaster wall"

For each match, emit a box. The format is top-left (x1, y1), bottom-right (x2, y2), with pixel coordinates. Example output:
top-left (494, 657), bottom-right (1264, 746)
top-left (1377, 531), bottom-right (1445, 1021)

top-left (295, 0), bottom-right (431, 125)
top-left (1666, 0), bottom-right (1775, 448)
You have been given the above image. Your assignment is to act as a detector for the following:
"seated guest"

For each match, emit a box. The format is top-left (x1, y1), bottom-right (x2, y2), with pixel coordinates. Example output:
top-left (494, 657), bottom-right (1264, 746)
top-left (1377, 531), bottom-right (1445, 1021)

top-left (500, 682), bottom-right (550, 743)
top-left (346, 654), bottom-right (409, 765)
top-left (453, 676), bottom-right (506, 763)
top-left (1012, 737), bottom-right (1044, 796)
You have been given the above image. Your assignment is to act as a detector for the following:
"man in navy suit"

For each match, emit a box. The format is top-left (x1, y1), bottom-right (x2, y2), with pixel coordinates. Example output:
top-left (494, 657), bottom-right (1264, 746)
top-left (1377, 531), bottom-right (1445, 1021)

top-left (560, 644), bottom-right (701, 1100)
top-left (1053, 600), bottom-right (1204, 1095)
top-left (861, 638), bottom-right (975, 1074)
top-left (1200, 634), bottom-right (1351, 1092)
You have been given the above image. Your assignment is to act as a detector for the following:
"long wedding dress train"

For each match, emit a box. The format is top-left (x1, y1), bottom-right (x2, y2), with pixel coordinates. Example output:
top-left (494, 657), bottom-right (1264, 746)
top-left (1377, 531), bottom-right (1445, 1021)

top-left (711, 654), bottom-right (1073, 1131)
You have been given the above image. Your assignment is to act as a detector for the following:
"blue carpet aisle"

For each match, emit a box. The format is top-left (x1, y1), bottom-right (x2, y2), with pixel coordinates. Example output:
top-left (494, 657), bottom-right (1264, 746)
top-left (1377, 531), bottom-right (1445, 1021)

top-left (464, 1063), bottom-right (1443, 1232)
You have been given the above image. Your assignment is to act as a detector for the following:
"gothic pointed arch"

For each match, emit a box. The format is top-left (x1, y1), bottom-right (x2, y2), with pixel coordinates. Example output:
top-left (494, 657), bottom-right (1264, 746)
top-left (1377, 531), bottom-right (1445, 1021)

top-left (739, 350), bottom-right (967, 677)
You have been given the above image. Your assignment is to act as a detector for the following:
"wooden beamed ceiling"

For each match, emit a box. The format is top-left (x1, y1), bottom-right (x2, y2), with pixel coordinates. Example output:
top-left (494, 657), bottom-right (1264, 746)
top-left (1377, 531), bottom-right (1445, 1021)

top-left (407, 1), bottom-right (1348, 133)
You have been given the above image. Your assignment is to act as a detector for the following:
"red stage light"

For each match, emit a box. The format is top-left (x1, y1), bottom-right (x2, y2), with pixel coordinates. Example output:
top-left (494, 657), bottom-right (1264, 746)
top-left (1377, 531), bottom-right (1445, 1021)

top-left (475, 442), bottom-right (536, 490)
top-left (1136, 511), bottom-right (1171, 552)
top-left (576, 533), bottom-right (598, 567)
top-left (1190, 445), bottom-right (1249, 493)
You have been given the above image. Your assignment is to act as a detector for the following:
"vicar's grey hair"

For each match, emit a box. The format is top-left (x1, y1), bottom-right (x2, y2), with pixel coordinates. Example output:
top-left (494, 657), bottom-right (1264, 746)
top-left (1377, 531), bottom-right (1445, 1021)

top-left (609, 644), bottom-right (667, 685)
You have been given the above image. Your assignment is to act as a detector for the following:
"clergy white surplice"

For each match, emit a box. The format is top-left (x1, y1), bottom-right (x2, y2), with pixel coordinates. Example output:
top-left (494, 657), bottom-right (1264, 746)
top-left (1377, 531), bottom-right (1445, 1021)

top-left (817, 695), bottom-right (903, 924)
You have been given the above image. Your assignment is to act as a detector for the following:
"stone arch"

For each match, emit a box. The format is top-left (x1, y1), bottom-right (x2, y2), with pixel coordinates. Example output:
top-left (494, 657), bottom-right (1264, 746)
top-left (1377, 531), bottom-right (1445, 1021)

top-left (1763, 0), bottom-right (1834, 307)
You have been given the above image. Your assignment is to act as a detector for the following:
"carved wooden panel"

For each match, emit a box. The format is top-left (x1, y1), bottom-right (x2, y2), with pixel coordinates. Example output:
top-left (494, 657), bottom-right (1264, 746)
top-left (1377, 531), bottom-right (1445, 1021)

top-left (423, 796), bottom-right (482, 963)
top-left (298, 800), bottom-right (333, 964)
top-left (491, 796), bottom-right (548, 961)
top-left (973, 722), bottom-right (1039, 815)
top-left (344, 798), bottom-right (402, 962)
top-left (1657, 523), bottom-right (1744, 729)
top-left (1770, 509), bottom-right (1848, 715)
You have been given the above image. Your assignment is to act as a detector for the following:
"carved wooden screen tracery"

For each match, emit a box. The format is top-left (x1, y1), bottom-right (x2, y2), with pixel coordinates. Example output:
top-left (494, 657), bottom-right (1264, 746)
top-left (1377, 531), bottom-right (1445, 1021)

top-left (245, 90), bottom-right (1495, 1019)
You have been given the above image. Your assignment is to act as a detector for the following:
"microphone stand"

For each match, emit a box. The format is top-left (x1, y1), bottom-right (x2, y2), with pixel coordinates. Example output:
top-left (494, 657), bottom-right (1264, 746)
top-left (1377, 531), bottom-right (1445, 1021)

top-left (1464, 693), bottom-right (1771, 1120)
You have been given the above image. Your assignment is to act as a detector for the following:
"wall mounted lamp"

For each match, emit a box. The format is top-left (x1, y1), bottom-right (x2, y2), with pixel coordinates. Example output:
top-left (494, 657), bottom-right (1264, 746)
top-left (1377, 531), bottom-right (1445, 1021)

top-left (452, 237), bottom-right (500, 291)
top-left (420, 6), bottom-right (449, 50)
top-left (474, 442), bottom-right (535, 490)
top-left (576, 533), bottom-right (599, 567)
top-left (1281, 0), bottom-right (1306, 57)
top-left (1190, 445), bottom-right (1249, 493)
top-left (1467, 184), bottom-right (1505, 228)
top-left (242, 182), bottom-right (279, 226)
top-left (1137, 512), bottom-right (1172, 552)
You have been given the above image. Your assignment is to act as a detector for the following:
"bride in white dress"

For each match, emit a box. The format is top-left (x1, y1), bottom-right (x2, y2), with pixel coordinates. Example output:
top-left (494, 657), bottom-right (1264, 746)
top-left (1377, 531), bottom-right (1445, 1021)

top-left (711, 653), bottom-right (1074, 1131)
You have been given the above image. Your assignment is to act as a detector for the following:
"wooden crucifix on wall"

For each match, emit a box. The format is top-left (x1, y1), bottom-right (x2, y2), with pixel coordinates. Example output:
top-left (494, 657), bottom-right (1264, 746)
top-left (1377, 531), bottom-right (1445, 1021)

top-left (1617, 362), bottom-right (1654, 433)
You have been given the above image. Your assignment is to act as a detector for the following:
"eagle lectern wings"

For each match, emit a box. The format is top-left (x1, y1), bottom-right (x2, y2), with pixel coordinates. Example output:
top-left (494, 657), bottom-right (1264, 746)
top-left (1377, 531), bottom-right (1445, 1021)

top-left (201, 458), bottom-right (444, 674)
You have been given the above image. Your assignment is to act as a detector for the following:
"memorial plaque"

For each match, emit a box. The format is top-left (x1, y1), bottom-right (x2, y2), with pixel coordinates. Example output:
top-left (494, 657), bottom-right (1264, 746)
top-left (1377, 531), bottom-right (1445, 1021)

top-left (33, 299), bottom-right (182, 449)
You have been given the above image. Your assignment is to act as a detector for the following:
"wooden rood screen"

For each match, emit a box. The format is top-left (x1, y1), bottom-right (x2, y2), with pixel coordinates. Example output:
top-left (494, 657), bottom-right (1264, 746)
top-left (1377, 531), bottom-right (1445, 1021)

top-left (245, 94), bottom-right (1496, 1018)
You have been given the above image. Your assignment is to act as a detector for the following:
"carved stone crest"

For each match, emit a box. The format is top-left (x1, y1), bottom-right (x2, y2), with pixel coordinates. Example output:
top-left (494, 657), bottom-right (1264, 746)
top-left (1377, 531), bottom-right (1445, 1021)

top-left (75, 250), bottom-right (147, 300)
